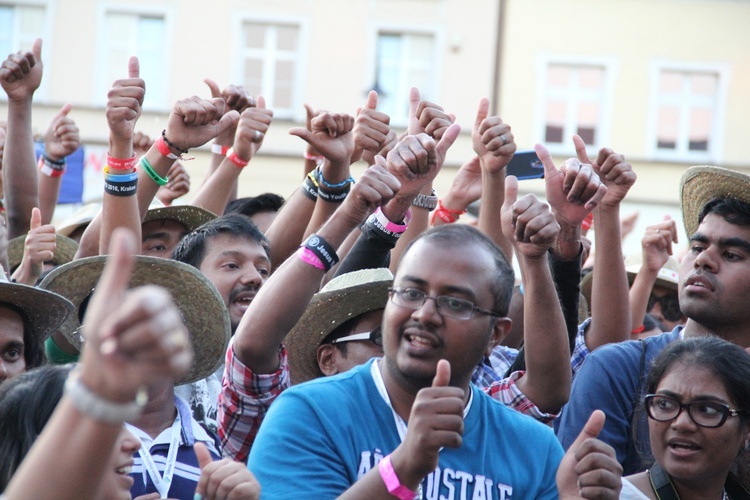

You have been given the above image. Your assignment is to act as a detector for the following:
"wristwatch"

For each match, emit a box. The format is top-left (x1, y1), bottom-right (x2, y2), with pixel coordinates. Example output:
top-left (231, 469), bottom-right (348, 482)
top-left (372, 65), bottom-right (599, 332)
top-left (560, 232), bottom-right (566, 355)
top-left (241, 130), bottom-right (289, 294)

top-left (411, 188), bottom-right (438, 211)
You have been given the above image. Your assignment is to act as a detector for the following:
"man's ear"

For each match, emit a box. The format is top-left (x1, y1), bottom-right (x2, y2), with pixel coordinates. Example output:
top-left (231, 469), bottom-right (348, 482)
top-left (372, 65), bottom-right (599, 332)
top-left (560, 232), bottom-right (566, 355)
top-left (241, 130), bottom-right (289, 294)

top-left (485, 317), bottom-right (512, 357)
top-left (317, 344), bottom-right (339, 377)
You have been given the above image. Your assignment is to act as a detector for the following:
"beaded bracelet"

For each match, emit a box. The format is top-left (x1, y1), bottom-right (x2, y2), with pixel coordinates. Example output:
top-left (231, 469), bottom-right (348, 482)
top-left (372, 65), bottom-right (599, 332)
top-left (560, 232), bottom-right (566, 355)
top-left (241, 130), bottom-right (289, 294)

top-left (161, 129), bottom-right (188, 155)
top-left (64, 370), bottom-right (147, 424)
top-left (316, 169), bottom-right (355, 189)
top-left (155, 135), bottom-right (179, 160)
top-left (140, 157), bottom-right (169, 186)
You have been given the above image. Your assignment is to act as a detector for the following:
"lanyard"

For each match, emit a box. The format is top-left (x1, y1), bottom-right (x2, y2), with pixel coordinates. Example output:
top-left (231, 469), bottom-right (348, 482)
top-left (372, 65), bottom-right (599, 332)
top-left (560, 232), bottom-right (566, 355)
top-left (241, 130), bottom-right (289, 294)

top-left (138, 414), bottom-right (182, 499)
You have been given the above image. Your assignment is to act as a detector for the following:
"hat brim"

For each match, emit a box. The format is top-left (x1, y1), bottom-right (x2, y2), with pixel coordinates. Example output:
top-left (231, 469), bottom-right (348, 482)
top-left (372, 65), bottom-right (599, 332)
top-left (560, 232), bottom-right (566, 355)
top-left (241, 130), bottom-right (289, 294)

top-left (144, 206), bottom-right (217, 232)
top-left (8, 234), bottom-right (79, 272)
top-left (0, 282), bottom-right (74, 343)
top-left (39, 256), bottom-right (230, 385)
top-left (285, 279), bottom-right (392, 385)
top-left (680, 166), bottom-right (750, 237)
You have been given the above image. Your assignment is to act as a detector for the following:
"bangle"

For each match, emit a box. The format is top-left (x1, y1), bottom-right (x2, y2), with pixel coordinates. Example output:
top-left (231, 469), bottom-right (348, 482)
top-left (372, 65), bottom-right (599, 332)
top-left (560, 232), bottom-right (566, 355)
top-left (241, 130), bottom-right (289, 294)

top-left (301, 233), bottom-right (338, 272)
top-left (412, 188), bottom-right (438, 211)
top-left (316, 169), bottom-right (355, 189)
top-left (430, 199), bottom-right (466, 225)
top-left (631, 325), bottom-right (646, 335)
top-left (104, 169), bottom-right (139, 183)
top-left (64, 370), bottom-right (147, 424)
top-left (301, 175), bottom-right (318, 201)
top-left (297, 247), bottom-right (326, 270)
top-left (38, 156), bottom-right (66, 177)
top-left (107, 153), bottom-right (137, 171)
top-left (226, 148), bottom-right (249, 168)
top-left (104, 177), bottom-right (138, 196)
top-left (379, 455), bottom-right (417, 500)
top-left (317, 183), bottom-right (350, 202)
top-left (161, 129), bottom-right (188, 155)
top-left (374, 207), bottom-right (409, 234)
top-left (155, 136), bottom-right (180, 160)
top-left (212, 143), bottom-right (230, 156)
top-left (140, 157), bottom-right (169, 186)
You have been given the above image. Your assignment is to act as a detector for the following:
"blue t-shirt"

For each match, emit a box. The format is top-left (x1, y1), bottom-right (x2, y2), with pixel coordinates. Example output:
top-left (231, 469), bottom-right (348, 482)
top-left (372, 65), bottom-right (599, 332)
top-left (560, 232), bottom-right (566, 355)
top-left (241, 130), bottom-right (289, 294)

top-left (247, 359), bottom-right (563, 499)
top-left (556, 327), bottom-right (681, 475)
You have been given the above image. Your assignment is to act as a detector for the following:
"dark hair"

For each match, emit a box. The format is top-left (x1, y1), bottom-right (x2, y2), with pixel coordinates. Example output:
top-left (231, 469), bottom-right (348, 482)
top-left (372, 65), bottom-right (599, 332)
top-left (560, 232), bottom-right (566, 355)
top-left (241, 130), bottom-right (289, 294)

top-left (320, 316), bottom-right (361, 358)
top-left (398, 224), bottom-right (515, 315)
top-left (646, 336), bottom-right (750, 422)
top-left (0, 364), bottom-right (71, 491)
top-left (172, 213), bottom-right (270, 269)
top-left (698, 198), bottom-right (750, 230)
top-left (0, 304), bottom-right (45, 370)
top-left (224, 193), bottom-right (285, 218)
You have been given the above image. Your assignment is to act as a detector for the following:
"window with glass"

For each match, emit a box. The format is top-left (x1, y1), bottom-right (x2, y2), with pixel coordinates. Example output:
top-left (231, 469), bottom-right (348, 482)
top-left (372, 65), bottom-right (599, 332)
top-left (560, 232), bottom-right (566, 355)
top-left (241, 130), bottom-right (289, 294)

top-left (0, 3), bottom-right (46, 69)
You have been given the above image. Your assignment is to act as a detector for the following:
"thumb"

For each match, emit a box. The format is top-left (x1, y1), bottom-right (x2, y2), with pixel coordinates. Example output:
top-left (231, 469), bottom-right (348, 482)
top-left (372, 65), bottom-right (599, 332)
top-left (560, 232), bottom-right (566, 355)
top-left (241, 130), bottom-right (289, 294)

top-left (194, 442), bottom-right (213, 470)
top-left (55, 103), bottom-right (72, 121)
top-left (503, 176), bottom-right (519, 209)
top-left (32, 38), bottom-right (42, 63)
top-left (436, 123), bottom-right (461, 158)
top-left (534, 143), bottom-right (558, 180)
top-left (289, 127), bottom-right (314, 144)
top-left (204, 78), bottom-right (221, 98)
top-left (408, 87), bottom-right (420, 121)
top-left (365, 90), bottom-right (378, 110)
top-left (215, 110), bottom-right (240, 136)
top-left (569, 410), bottom-right (606, 452)
top-left (29, 207), bottom-right (42, 230)
top-left (572, 134), bottom-right (591, 165)
top-left (474, 97), bottom-right (489, 131)
top-left (128, 56), bottom-right (140, 79)
top-left (432, 359), bottom-right (451, 388)
top-left (256, 95), bottom-right (266, 109)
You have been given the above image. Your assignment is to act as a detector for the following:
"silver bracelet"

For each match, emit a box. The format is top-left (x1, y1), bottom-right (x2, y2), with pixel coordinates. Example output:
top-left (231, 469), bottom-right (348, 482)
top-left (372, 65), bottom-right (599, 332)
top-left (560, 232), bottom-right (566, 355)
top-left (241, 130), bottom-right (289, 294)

top-left (64, 371), bottom-right (148, 424)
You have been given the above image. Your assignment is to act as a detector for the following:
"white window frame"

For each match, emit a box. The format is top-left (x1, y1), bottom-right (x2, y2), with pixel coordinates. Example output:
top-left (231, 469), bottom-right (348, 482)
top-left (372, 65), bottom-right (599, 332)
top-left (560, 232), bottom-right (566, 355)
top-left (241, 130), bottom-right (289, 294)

top-left (94, 3), bottom-right (174, 111)
top-left (534, 53), bottom-right (617, 157)
top-left (646, 60), bottom-right (729, 164)
top-left (232, 14), bottom-right (309, 122)
top-left (0, 0), bottom-right (55, 101)
top-left (366, 22), bottom-right (443, 128)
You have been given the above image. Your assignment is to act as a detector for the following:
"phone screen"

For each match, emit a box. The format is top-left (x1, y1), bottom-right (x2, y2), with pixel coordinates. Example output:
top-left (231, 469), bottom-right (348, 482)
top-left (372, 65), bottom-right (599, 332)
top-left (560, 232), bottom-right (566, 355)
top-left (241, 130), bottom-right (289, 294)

top-left (506, 150), bottom-right (544, 180)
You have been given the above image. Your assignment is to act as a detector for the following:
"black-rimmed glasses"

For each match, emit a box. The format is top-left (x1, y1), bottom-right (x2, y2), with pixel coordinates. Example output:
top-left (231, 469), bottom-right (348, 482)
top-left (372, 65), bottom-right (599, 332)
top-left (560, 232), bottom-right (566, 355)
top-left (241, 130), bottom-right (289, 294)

top-left (645, 394), bottom-right (744, 428)
top-left (388, 287), bottom-right (500, 320)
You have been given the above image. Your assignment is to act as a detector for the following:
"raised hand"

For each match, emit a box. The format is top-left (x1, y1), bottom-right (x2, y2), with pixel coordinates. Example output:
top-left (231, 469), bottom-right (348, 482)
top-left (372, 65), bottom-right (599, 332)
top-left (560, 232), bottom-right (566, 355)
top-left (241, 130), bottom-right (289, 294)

top-left (204, 78), bottom-right (256, 113)
top-left (472, 98), bottom-right (515, 174)
top-left (536, 143), bottom-right (607, 228)
top-left (11, 207), bottom-right (55, 285)
top-left (501, 176), bottom-right (560, 260)
top-left (156, 161), bottom-right (191, 206)
top-left (352, 91), bottom-right (391, 163)
top-left (0, 38), bottom-right (43, 102)
top-left (105, 57), bottom-right (145, 149)
top-left (44, 103), bottom-right (80, 161)
top-left (289, 112), bottom-right (355, 166)
top-left (390, 360), bottom-right (465, 488)
top-left (641, 216), bottom-right (678, 274)
top-left (407, 87), bottom-right (455, 139)
top-left (573, 135), bottom-right (635, 210)
top-left (164, 96), bottom-right (240, 154)
top-left (132, 131), bottom-right (153, 159)
top-left (337, 160), bottom-right (401, 229)
top-left (194, 442), bottom-right (261, 500)
top-left (556, 410), bottom-right (622, 499)
top-left (231, 96), bottom-right (273, 162)
top-left (78, 228), bottom-right (193, 404)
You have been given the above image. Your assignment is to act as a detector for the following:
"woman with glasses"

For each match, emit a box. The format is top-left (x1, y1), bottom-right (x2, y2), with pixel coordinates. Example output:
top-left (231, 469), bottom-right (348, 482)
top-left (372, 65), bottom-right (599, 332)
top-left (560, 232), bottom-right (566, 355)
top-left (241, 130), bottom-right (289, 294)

top-left (558, 336), bottom-right (750, 499)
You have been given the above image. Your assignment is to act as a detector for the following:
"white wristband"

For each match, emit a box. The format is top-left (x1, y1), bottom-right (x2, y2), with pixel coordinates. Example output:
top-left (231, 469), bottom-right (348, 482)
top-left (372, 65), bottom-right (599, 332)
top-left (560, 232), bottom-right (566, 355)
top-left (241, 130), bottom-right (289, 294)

top-left (64, 371), bottom-right (147, 424)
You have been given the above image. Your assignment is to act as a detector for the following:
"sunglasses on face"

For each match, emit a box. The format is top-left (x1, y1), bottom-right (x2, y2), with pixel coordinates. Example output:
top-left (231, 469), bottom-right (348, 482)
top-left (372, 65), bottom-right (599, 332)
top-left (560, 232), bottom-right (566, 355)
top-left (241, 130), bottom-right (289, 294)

top-left (330, 327), bottom-right (383, 347)
top-left (645, 394), bottom-right (744, 428)
top-left (647, 293), bottom-right (684, 322)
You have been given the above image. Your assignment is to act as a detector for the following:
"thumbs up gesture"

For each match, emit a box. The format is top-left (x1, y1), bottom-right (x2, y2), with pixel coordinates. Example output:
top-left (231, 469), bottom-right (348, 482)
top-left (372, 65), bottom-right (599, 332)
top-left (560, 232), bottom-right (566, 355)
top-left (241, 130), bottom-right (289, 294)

top-left (352, 90), bottom-right (391, 163)
top-left (389, 360), bottom-right (466, 490)
top-left (11, 207), bottom-right (56, 285)
top-left (44, 103), bottom-right (80, 161)
top-left (193, 442), bottom-right (261, 500)
top-left (472, 97), bottom-right (516, 174)
top-left (106, 56), bottom-right (145, 147)
top-left (0, 38), bottom-right (43, 102)
top-left (556, 410), bottom-right (622, 499)
top-left (501, 175), bottom-right (560, 260)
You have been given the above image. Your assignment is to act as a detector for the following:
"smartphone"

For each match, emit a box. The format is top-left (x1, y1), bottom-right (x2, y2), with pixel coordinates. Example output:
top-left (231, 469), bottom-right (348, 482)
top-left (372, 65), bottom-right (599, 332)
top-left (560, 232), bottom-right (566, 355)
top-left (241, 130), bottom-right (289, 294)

top-left (506, 150), bottom-right (544, 180)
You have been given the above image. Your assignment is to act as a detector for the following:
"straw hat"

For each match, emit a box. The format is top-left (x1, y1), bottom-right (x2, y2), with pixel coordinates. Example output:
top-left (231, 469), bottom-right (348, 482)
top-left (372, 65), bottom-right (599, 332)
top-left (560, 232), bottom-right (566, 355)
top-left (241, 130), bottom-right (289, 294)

top-left (56, 203), bottom-right (101, 238)
top-left (39, 256), bottom-right (230, 385)
top-left (143, 203), bottom-right (217, 232)
top-left (8, 234), bottom-right (79, 272)
top-left (680, 165), bottom-right (750, 237)
top-left (0, 268), bottom-right (74, 343)
top-left (285, 268), bottom-right (393, 385)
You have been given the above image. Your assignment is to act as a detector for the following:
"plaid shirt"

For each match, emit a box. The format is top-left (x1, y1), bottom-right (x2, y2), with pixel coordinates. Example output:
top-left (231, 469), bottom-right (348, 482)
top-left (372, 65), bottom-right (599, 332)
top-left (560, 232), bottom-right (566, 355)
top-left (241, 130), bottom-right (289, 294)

top-left (570, 318), bottom-right (592, 376)
top-left (218, 339), bottom-right (290, 462)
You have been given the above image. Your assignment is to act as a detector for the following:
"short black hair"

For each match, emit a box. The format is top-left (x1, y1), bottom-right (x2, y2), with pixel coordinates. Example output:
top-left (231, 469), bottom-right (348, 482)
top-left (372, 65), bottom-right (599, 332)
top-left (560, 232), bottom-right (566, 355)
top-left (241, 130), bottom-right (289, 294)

top-left (398, 224), bottom-right (515, 315)
top-left (224, 193), bottom-right (285, 218)
top-left (172, 213), bottom-right (270, 269)
top-left (698, 198), bottom-right (750, 230)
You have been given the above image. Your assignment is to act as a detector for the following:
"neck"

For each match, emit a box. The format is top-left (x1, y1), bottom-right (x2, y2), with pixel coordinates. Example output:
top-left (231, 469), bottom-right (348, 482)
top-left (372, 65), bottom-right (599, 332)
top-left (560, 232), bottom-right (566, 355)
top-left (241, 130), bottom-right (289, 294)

top-left (683, 319), bottom-right (750, 348)
top-left (130, 379), bottom-right (177, 439)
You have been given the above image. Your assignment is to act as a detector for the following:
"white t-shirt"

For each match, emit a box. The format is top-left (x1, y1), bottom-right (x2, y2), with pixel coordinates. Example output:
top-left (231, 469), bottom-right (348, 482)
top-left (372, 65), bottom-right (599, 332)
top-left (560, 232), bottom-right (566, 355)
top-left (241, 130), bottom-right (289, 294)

top-left (621, 478), bottom-right (650, 499)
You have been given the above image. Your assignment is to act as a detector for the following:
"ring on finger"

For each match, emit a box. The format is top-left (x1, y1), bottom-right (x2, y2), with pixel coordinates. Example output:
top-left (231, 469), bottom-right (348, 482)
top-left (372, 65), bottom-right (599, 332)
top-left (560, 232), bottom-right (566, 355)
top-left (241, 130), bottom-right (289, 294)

top-left (500, 134), bottom-right (507, 145)
top-left (252, 130), bottom-right (263, 142)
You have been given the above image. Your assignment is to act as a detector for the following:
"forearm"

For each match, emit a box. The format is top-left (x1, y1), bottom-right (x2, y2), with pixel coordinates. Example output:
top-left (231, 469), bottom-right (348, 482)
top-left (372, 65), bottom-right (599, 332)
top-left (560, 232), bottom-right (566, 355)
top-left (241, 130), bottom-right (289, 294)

top-left (478, 171), bottom-right (512, 262)
top-left (4, 100), bottom-right (38, 238)
top-left (386, 191), bottom-right (427, 273)
top-left (265, 187), bottom-right (316, 270)
top-left (135, 146), bottom-right (173, 219)
top-left (37, 174), bottom-right (62, 225)
top-left (100, 138), bottom-right (140, 254)
top-left (10, 260), bottom-right (40, 286)
top-left (588, 205), bottom-right (631, 350)
top-left (334, 226), bottom-right (393, 277)
top-left (548, 242), bottom-right (583, 353)
top-left (191, 158), bottom-right (243, 215)
top-left (514, 255), bottom-right (571, 413)
top-left (629, 270), bottom-right (658, 330)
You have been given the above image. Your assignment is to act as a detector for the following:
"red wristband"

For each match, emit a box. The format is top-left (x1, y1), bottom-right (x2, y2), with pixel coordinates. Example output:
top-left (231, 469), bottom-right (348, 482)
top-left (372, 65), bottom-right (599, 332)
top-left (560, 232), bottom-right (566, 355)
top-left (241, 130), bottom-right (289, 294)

top-left (631, 325), bottom-right (646, 335)
top-left (155, 136), bottom-right (180, 160)
top-left (430, 199), bottom-right (466, 225)
top-left (226, 148), bottom-right (249, 168)
top-left (107, 153), bottom-right (137, 171)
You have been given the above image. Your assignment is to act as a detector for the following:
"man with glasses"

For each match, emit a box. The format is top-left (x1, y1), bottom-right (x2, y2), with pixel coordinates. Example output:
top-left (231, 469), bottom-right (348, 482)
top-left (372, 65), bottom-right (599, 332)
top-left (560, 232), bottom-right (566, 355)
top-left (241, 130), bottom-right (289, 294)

top-left (558, 166), bottom-right (750, 482)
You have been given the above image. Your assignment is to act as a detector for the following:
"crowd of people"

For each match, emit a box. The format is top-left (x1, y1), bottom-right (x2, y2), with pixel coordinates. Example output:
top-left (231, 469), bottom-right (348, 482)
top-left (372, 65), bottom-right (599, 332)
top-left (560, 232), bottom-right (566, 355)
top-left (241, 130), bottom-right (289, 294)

top-left (0, 38), bottom-right (749, 500)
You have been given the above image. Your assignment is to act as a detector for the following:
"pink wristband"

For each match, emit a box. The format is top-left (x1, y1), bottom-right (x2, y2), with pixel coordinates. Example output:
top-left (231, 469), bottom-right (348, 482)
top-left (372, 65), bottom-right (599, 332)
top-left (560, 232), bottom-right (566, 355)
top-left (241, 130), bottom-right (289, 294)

top-left (297, 247), bottom-right (326, 270)
top-left (379, 455), bottom-right (416, 500)
top-left (374, 207), bottom-right (409, 234)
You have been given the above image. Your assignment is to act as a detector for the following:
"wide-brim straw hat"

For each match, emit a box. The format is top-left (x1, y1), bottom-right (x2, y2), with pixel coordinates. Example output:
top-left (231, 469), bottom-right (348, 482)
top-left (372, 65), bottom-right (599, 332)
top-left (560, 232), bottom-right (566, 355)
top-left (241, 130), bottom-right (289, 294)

top-left (39, 256), bottom-right (230, 385)
top-left (285, 268), bottom-right (393, 385)
top-left (144, 204), bottom-right (217, 232)
top-left (0, 269), bottom-right (74, 343)
top-left (680, 165), bottom-right (750, 237)
top-left (56, 203), bottom-right (101, 238)
top-left (8, 234), bottom-right (79, 272)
